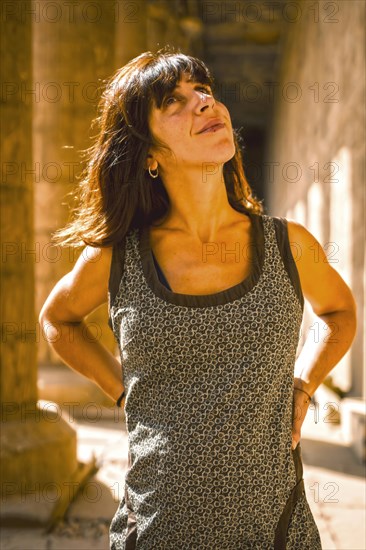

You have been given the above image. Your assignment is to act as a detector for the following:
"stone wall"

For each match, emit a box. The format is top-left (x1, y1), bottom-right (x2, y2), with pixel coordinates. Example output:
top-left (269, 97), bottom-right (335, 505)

top-left (265, 1), bottom-right (365, 398)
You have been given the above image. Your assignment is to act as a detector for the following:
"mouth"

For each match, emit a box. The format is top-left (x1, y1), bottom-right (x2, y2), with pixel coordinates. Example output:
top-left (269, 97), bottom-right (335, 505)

top-left (199, 123), bottom-right (225, 134)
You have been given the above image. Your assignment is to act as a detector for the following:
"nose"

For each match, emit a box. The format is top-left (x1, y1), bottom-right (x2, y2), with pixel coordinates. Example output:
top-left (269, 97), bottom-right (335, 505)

top-left (194, 90), bottom-right (215, 112)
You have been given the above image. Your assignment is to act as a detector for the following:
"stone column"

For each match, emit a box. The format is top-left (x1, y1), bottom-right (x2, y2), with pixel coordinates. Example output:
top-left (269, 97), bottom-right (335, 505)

top-left (115, 0), bottom-right (147, 68)
top-left (1, 0), bottom-right (77, 513)
top-left (33, 1), bottom-right (117, 408)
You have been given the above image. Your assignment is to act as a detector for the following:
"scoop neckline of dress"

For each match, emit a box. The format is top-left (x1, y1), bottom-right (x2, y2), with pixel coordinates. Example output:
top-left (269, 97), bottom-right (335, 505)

top-left (138, 208), bottom-right (265, 308)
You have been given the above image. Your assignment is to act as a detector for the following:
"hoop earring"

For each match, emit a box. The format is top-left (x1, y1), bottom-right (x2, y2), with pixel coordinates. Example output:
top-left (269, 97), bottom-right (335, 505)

top-left (148, 166), bottom-right (159, 179)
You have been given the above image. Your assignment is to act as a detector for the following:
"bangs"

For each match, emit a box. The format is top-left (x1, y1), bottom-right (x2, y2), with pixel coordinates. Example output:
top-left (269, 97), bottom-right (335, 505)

top-left (142, 54), bottom-right (214, 110)
top-left (112, 51), bottom-right (216, 139)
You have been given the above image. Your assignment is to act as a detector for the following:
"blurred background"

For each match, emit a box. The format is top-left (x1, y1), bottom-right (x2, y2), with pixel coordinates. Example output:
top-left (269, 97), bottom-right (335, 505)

top-left (1, 0), bottom-right (365, 548)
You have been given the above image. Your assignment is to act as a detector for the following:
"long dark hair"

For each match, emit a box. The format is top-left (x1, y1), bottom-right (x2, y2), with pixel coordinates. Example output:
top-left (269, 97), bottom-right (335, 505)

top-left (52, 47), bottom-right (263, 248)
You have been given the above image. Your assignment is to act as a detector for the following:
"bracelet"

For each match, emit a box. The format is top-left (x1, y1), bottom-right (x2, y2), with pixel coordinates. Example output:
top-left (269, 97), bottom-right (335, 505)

top-left (294, 387), bottom-right (313, 403)
top-left (116, 391), bottom-right (125, 407)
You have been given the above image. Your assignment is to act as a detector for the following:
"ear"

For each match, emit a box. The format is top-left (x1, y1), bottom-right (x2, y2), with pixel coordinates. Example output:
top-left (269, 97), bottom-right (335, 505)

top-left (145, 154), bottom-right (158, 171)
top-left (144, 153), bottom-right (152, 170)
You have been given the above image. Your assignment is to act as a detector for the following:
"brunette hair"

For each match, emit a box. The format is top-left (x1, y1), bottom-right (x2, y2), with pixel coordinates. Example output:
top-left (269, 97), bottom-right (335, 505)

top-left (52, 47), bottom-right (263, 248)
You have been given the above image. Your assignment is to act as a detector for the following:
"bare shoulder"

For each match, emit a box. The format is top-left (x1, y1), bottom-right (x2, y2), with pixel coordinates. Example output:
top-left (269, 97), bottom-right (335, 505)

top-left (66, 244), bottom-right (114, 298)
top-left (286, 218), bottom-right (319, 252)
top-left (73, 245), bottom-right (113, 274)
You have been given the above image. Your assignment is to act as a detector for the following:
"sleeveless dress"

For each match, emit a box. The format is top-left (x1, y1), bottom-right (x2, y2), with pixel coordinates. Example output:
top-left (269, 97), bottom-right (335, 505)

top-left (107, 210), bottom-right (323, 550)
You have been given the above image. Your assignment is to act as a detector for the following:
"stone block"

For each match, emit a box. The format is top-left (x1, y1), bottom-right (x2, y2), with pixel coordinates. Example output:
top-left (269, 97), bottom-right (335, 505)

top-left (1, 405), bottom-right (78, 494)
top-left (340, 397), bottom-right (366, 463)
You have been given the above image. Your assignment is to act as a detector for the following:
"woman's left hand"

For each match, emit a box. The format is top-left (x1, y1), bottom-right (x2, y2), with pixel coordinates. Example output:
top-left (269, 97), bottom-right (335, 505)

top-left (291, 387), bottom-right (312, 450)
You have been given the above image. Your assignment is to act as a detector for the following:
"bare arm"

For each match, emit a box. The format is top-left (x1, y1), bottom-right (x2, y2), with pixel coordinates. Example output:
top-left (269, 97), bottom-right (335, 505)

top-left (287, 220), bottom-right (357, 396)
top-left (39, 245), bottom-right (124, 403)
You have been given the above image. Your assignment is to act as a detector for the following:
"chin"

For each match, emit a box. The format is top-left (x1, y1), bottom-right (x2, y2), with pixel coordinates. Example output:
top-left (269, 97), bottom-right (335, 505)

top-left (207, 140), bottom-right (236, 162)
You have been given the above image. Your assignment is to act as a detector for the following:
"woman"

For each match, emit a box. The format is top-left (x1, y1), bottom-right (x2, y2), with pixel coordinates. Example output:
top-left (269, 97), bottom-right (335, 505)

top-left (39, 49), bottom-right (357, 549)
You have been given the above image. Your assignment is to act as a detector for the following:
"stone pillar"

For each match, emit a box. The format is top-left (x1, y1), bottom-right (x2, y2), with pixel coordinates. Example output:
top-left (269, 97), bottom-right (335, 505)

top-left (0, 0), bottom-right (77, 511)
top-left (33, 1), bottom-right (117, 407)
top-left (115, 0), bottom-right (147, 68)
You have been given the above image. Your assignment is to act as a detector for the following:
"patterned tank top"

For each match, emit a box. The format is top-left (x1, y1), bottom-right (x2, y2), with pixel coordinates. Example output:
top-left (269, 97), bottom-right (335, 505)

top-left (108, 210), bottom-right (322, 549)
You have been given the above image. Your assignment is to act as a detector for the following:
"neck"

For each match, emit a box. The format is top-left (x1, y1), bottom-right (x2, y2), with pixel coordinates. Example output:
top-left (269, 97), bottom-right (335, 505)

top-left (157, 164), bottom-right (240, 243)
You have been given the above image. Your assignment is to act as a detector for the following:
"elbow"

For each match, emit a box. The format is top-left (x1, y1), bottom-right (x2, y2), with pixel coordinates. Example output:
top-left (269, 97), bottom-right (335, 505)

top-left (38, 300), bottom-right (52, 327)
top-left (350, 299), bottom-right (358, 336)
top-left (38, 304), bottom-right (47, 327)
top-left (338, 298), bottom-right (358, 344)
top-left (317, 298), bottom-right (357, 341)
top-left (346, 291), bottom-right (358, 330)
top-left (38, 304), bottom-right (55, 344)
top-left (38, 301), bottom-right (63, 336)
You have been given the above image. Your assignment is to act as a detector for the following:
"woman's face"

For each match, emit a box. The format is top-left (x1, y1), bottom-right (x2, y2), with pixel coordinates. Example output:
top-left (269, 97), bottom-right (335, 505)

top-left (147, 72), bottom-right (236, 171)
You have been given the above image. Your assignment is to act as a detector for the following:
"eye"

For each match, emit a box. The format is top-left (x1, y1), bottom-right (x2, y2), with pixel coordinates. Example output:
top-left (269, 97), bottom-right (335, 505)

top-left (165, 95), bottom-right (178, 106)
top-left (197, 85), bottom-right (212, 95)
top-left (162, 85), bottom-right (213, 108)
